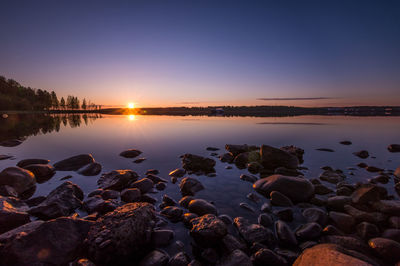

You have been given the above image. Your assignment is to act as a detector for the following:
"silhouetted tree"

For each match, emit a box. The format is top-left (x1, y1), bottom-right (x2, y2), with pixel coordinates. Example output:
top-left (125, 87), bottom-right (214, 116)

top-left (60, 97), bottom-right (66, 109)
top-left (82, 98), bottom-right (87, 110)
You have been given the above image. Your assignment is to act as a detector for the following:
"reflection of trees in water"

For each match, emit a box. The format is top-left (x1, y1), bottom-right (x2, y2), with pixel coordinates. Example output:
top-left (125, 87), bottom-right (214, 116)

top-left (0, 113), bottom-right (102, 142)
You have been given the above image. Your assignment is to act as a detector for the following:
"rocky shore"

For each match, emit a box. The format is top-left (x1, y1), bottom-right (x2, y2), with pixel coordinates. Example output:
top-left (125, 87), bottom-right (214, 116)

top-left (0, 142), bottom-right (400, 265)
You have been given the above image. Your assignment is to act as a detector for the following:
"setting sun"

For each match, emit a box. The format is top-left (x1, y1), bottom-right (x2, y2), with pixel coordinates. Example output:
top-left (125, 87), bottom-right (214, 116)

top-left (128, 102), bottom-right (135, 109)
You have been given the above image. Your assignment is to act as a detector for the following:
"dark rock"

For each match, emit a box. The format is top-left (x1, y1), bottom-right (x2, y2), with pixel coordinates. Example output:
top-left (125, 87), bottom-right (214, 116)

top-left (253, 174), bottom-right (314, 202)
top-left (275, 249), bottom-right (299, 265)
top-left (251, 248), bottom-right (287, 266)
top-left (119, 149), bottom-right (142, 158)
top-left (98, 169), bottom-right (138, 191)
top-left (17, 158), bottom-right (50, 168)
top-left (299, 241), bottom-right (318, 250)
top-left (239, 202), bottom-right (255, 212)
top-left (54, 154), bottom-right (95, 171)
top-left (322, 225), bottom-right (344, 236)
top-left (190, 214), bottom-right (227, 247)
top-left (319, 170), bottom-right (345, 184)
top-left (200, 247), bottom-right (219, 264)
top-left (389, 216), bottom-right (400, 229)
top-left (206, 147), bottom-right (219, 151)
top-left (275, 220), bottom-right (297, 246)
top-left (71, 258), bottom-right (96, 266)
top-left (296, 222), bottom-right (322, 240)
top-left (169, 168), bottom-right (186, 178)
top-left (270, 191), bottom-right (293, 206)
top-left (234, 217), bottom-right (274, 245)
top-left (260, 202), bottom-right (272, 212)
top-left (0, 167), bottom-right (36, 198)
top-left (156, 182), bottom-right (166, 191)
top-left (88, 189), bottom-right (103, 197)
top-left (382, 229), bottom-right (400, 243)
top-left (340, 140), bottom-right (352, 145)
top-left (0, 139), bottom-right (23, 147)
top-left (146, 174), bottom-right (167, 184)
top-left (322, 235), bottom-right (370, 255)
top-left (0, 217), bottom-right (92, 265)
top-left (188, 199), bottom-right (217, 216)
top-left (131, 178), bottom-right (154, 194)
top-left (329, 211), bottom-right (355, 233)
top-left (0, 155), bottom-right (13, 160)
top-left (216, 249), bottom-right (252, 266)
top-left (182, 154), bottom-right (216, 173)
top-left (162, 194), bottom-right (177, 206)
top-left (78, 162), bottom-right (102, 176)
top-left (302, 208), bottom-right (328, 226)
top-left (23, 164), bottom-right (55, 183)
top-left (356, 222), bottom-right (379, 240)
top-left (372, 200), bottom-right (400, 215)
top-left (218, 214), bottom-right (233, 225)
top-left (352, 184), bottom-right (382, 205)
top-left (141, 194), bottom-right (157, 204)
top-left (0, 196), bottom-right (30, 233)
top-left (168, 252), bottom-right (190, 266)
top-left (134, 158), bottom-right (146, 163)
top-left (274, 167), bottom-right (302, 176)
top-left (60, 175), bottom-right (73, 180)
top-left (160, 206), bottom-right (183, 222)
top-left (314, 184), bottom-right (334, 195)
top-left (220, 153), bottom-right (234, 163)
top-left (327, 196), bottom-right (351, 211)
top-left (151, 229), bottom-right (174, 247)
top-left (85, 202), bottom-right (155, 264)
top-left (281, 145), bottom-right (304, 164)
top-left (260, 145), bottom-right (299, 170)
top-left (240, 174), bottom-right (258, 183)
top-left (369, 175), bottom-right (389, 184)
top-left (353, 150), bottom-right (369, 159)
top-left (83, 195), bottom-right (117, 214)
top-left (357, 162), bottom-right (368, 168)
top-left (388, 144), bottom-right (400, 153)
top-left (179, 177), bottom-right (204, 196)
top-left (182, 212), bottom-right (198, 227)
top-left (336, 186), bottom-right (353, 196)
top-left (220, 234), bottom-right (246, 253)
top-left (139, 250), bottom-right (169, 266)
top-left (0, 185), bottom-right (18, 197)
top-left (246, 192), bottom-right (261, 203)
top-left (343, 205), bottom-right (386, 224)
top-left (316, 148), bottom-right (335, 152)
top-left (29, 181), bottom-right (83, 220)
top-left (225, 144), bottom-right (256, 157)
top-left (368, 237), bottom-right (400, 264)
top-left (101, 189), bottom-right (119, 200)
top-left (233, 152), bottom-right (249, 168)
top-left (366, 166), bottom-right (383, 173)
top-left (274, 208), bottom-right (293, 222)
top-left (146, 169), bottom-right (159, 175)
top-left (258, 213), bottom-right (273, 227)
top-left (178, 195), bottom-right (194, 208)
top-left (24, 195), bottom-right (46, 207)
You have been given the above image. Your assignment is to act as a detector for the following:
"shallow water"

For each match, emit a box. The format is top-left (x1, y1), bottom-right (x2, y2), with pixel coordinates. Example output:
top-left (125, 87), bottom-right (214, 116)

top-left (1, 114), bottom-right (400, 255)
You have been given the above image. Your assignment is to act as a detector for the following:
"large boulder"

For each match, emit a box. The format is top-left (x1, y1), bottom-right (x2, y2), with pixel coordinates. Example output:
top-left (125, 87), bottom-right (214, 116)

top-left (188, 199), bottom-right (217, 216)
top-left (98, 170), bottom-right (139, 191)
top-left (29, 181), bottom-right (83, 220)
top-left (225, 144), bottom-right (258, 157)
top-left (17, 158), bottom-right (50, 168)
top-left (78, 162), bottom-right (102, 176)
top-left (281, 145), bottom-right (304, 164)
top-left (368, 237), bottom-right (400, 264)
top-left (23, 164), bottom-right (55, 183)
top-left (85, 202), bottom-right (156, 264)
top-left (0, 196), bottom-right (30, 233)
top-left (293, 244), bottom-right (376, 266)
top-left (0, 217), bottom-right (92, 265)
top-left (190, 214), bottom-right (227, 247)
top-left (0, 167), bottom-right (36, 199)
top-left (181, 154), bottom-right (216, 173)
top-left (54, 154), bottom-right (95, 171)
top-left (253, 175), bottom-right (314, 202)
top-left (260, 145), bottom-right (299, 170)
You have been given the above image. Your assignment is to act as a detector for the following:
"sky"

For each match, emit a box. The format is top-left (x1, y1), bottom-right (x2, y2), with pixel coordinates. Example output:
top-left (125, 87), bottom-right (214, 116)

top-left (0, 0), bottom-right (399, 107)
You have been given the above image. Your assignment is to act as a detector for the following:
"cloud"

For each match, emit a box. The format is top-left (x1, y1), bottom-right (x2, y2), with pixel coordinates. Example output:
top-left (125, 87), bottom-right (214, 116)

top-left (257, 97), bottom-right (337, 101)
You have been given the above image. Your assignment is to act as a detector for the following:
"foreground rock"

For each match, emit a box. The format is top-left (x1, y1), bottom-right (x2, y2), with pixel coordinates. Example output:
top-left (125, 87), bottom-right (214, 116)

top-left (17, 158), bottom-right (50, 168)
top-left (54, 154), bottom-right (95, 171)
top-left (98, 170), bottom-right (139, 191)
top-left (78, 162), bottom-right (102, 176)
top-left (253, 175), bottom-right (314, 202)
top-left (181, 154), bottom-right (216, 173)
top-left (29, 181), bottom-right (83, 220)
top-left (190, 214), bottom-right (227, 247)
top-left (0, 217), bottom-right (92, 265)
top-left (85, 202), bottom-right (155, 264)
top-left (0, 196), bottom-right (30, 233)
top-left (0, 167), bottom-right (36, 199)
top-left (179, 177), bottom-right (204, 196)
top-left (368, 237), bottom-right (400, 264)
top-left (188, 199), bottom-right (217, 215)
top-left (234, 217), bottom-right (274, 245)
top-left (260, 145), bottom-right (299, 170)
top-left (23, 164), bottom-right (55, 183)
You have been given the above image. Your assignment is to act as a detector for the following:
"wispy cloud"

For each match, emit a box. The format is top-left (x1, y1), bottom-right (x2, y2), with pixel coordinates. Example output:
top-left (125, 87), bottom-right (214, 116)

top-left (257, 97), bottom-right (337, 101)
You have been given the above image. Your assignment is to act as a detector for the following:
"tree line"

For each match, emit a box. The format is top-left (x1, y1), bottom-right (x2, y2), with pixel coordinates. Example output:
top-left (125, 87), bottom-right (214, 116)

top-left (0, 75), bottom-right (101, 111)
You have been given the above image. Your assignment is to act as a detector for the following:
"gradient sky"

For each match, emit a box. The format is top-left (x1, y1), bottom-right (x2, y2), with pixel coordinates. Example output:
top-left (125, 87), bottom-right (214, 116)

top-left (1, 0), bottom-right (399, 107)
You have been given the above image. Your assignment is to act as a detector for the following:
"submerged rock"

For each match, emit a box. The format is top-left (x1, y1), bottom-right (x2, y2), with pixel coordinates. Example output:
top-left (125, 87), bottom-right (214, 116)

top-left (98, 169), bottom-right (139, 191)
top-left (181, 154), bottom-right (216, 173)
top-left (169, 168), bottom-right (186, 178)
top-left (119, 149), bottom-right (142, 158)
top-left (388, 144), bottom-right (400, 153)
top-left (260, 145), bottom-right (299, 170)
top-left (353, 150), bottom-right (369, 159)
top-left (54, 154), bottom-right (95, 171)
top-left (319, 170), bottom-right (345, 184)
top-left (179, 177), bottom-right (204, 196)
top-left (0, 167), bottom-right (36, 199)
top-left (78, 162), bottom-right (102, 176)
top-left (23, 164), bottom-right (55, 183)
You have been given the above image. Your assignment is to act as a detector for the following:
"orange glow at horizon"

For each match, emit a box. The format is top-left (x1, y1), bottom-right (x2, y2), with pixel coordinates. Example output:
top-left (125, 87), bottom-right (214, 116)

top-left (128, 102), bottom-right (135, 109)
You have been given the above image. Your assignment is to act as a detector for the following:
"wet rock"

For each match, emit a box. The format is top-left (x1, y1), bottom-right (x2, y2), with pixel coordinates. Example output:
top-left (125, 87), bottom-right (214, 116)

top-left (182, 154), bottom-right (216, 173)
top-left (327, 196), bottom-right (351, 211)
top-left (190, 214), bottom-right (227, 247)
top-left (83, 195), bottom-right (117, 214)
top-left (0, 185), bottom-right (18, 197)
top-left (260, 145), bottom-right (299, 170)
top-left (302, 208), bottom-right (328, 226)
top-left (220, 153), bottom-right (234, 163)
top-left (388, 144), bottom-right (400, 153)
top-left (146, 174), bottom-right (167, 184)
top-left (146, 169), bottom-right (159, 175)
top-left (188, 199), bottom-right (217, 216)
top-left (260, 202), bottom-right (272, 212)
top-left (169, 168), bottom-right (186, 178)
top-left (0, 217), bottom-right (92, 265)
top-left (356, 222), bottom-right (379, 240)
top-left (316, 148), bottom-right (335, 152)
top-left (253, 174), bottom-right (314, 202)
top-left (365, 166), bottom-right (383, 173)
top-left (216, 249), bottom-right (252, 266)
top-left (131, 178), bottom-right (154, 194)
top-left (340, 140), bottom-right (352, 145)
top-left (274, 167), bottom-right (302, 177)
top-left (139, 250), bottom-right (169, 266)
top-left (251, 248), bottom-right (287, 266)
top-left (133, 158), bottom-right (146, 164)
top-left (24, 195), bottom-right (46, 207)
top-left (0, 167), bottom-right (36, 199)
top-left (0, 155), bottom-right (13, 160)
top-left (220, 234), bottom-right (246, 253)
top-left (78, 162), bottom-right (102, 176)
top-left (275, 249), bottom-right (299, 265)
top-left (199, 247), bottom-right (219, 264)
top-left (248, 162), bottom-right (263, 174)
top-left (23, 164), bottom-right (55, 183)
top-left (329, 211), bottom-right (355, 233)
top-left (54, 154), bottom-right (95, 171)
top-left (225, 144), bottom-right (256, 157)
top-left (389, 216), bottom-right (400, 229)
top-left (101, 189), bottom-right (119, 200)
top-left (60, 175), bottom-right (73, 180)
top-left (270, 191), bottom-right (293, 206)
top-left (368, 237), bottom-right (400, 264)
top-left (369, 175), bottom-right (389, 184)
top-left (240, 174), bottom-right (258, 183)
top-left (17, 158), bottom-right (50, 168)
top-left (322, 225), bottom-right (344, 236)
top-left (281, 145), bottom-right (304, 164)
top-left (88, 189), bottom-right (103, 197)
top-left (71, 258), bottom-right (96, 266)
top-left (372, 200), bottom-right (400, 215)
top-left (151, 229), bottom-right (174, 247)
top-left (29, 181), bottom-right (83, 220)
top-left (218, 214), bottom-right (233, 225)
top-left (119, 149), bottom-right (142, 158)
top-left (0, 196), bottom-right (30, 233)
top-left (246, 192), bottom-right (260, 203)
top-left (239, 202), bottom-right (255, 212)
top-left (169, 252), bottom-right (190, 266)
top-left (155, 182), bottom-right (166, 191)
top-left (179, 177), bottom-right (204, 196)
top-left (275, 220), bottom-right (297, 246)
top-left (234, 217), bottom-right (274, 245)
top-left (352, 184), bottom-right (382, 205)
top-left (382, 229), bottom-right (400, 242)
top-left (85, 202), bottom-right (155, 264)
top-left (141, 194), bottom-right (157, 204)
top-left (336, 186), bottom-right (353, 196)
top-left (353, 150), bottom-right (369, 159)
top-left (274, 208), bottom-right (293, 222)
top-left (319, 170), bottom-right (345, 184)
top-left (179, 195), bottom-right (194, 208)
top-left (0, 139), bottom-right (23, 147)
top-left (296, 222), bottom-right (322, 240)
top-left (98, 169), bottom-right (139, 191)
top-left (258, 213), bottom-right (273, 227)
top-left (314, 184), bottom-right (334, 195)
top-left (160, 206), bottom-right (183, 222)
top-left (344, 205), bottom-right (386, 224)
top-left (162, 194), bottom-right (177, 206)
top-left (233, 152), bottom-right (249, 168)
top-left (293, 243), bottom-right (375, 266)
top-left (182, 212), bottom-right (198, 227)
top-left (321, 235), bottom-right (370, 255)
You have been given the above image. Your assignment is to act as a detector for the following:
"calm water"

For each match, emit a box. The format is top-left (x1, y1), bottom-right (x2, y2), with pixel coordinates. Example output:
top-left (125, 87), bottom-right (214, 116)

top-left (1, 114), bottom-right (400, 253)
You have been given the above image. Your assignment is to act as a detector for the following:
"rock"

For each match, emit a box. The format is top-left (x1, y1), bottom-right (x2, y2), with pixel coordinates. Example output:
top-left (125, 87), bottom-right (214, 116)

top-left (389, 216), bottom-right (400, 229)
top-left (190, 214), bottom-right (227, 247)
top-left (357, 162), bottom-right (368, 168)
top-left (248, 162), bottom-right (263, 174)
top-left (253, 174), bottom-right (314, 202)
top-left (188, 199), bottom-right (217, 216)
top-left (169, 252), bottom-right (190, 266)
top-left (0, 217), bottom-right (92, 265)
top-left (216, 249), bottom-right (252, 266)
top-left (369, 174), bottom-right (389, 184)
top-left (131, 178), bottom-right (154, 194)
top-left (60, 175), bottom-right (73, 180)
top-left (0, 139), bottom-right (23, 147)
top-left (169, 168), bottom-right (186, 178)
top-left (220, 153), bottom-right (234, 163)
top-left (280, 145), bottom-right (304, 164)
top-left (251, 248), bottom-right (287, 266)
top-left (160, 206), bottom-right (183, 222)
top-left (233, 152), bottom-right (249, 168)
top-left (23, 164), bottom-right (55, 183)
top-left (270, 191), bottom-right (293, 206)
top-left (71, 258), bottom-right (96, 266)
top-left (83, 195), bottom-right (117, 214)
top-left (146, 174), bottom-right (167, 184)
top-left (78, 162), bottom-right (102, 176)
top-left (353, 150), bottom-right (369, 159)
top-left (0, 185), bottom-right (18, 197)
top-left (302, 208), bottom-right (328, 226)
top-left (181, 154), bottom-right (216, 173)
top-left (372, 200), bottom-right (400, 215)
top-left (162, 194), bottom-right (176, 206)
top-left (368, 237), bottom-right (400, 264)
top-left (240, 174), bottom-right (258, 183)
top-left (85, 202), bottom-right (155, 264)
top-left (98, 170), bottom-right (139, 191)
top-left (119, 149), bottom-right (142, 158)
top-left (329, 211), bottom-right (355, 233)
top-left (343, 205), bottom-right (386, 224)
top-left (0, 155), bottom-right (13, 160)
top-left (314, 184), bottom-right (334, 195)
top-left (182, 212), bottom-right (198, 227)
top-left (179, 196), bottom-right (194, 208)
top-left (327, 196), bottom-right (351, 211)
top-left (316, 148), bottom-right (335, 152)
top-left (352, 185), bottom-right (382, 204)
top-left (275, 220), bottom-right (297, 246)
top-left (239, 202), bottom-right (255, 212)
top-left (218, 214), bottom-right (233, 225)
top-left (24, 196), bottom-right (46, 207)
top-left (296, 222), bottom-right (322, 240)
top-left (260, 202), bottom-right (272, 212)
top-left (388, 144), bottom-right (400, 152)
top-left (356, 222), bottom-right (379, 240)
top-left (340, 140), bottom-right (352, 145)
top-left (200, 247), bottom-right (218, 264)
top-left (0, 196), bottom-right (30, 233)
top-left (293, 243), bottom-right (375, 266)
top-left (133, 158), bottom-right (146, 163)
top-left (146, 169), bottom-right (159, 175)
top-left (17, 158), bottom-right (50, 168)
top-left (141, 194), bottom-right (157, 204)
top-left (0, 167), bottom-right (36, 198)
top-left (155, 182), bottom-right (166, 191)
top-left (337, 186), bottom-right (353, 196)
top-left (234, 217), bottom-right (274, 245)
top-left (275, 249), bottom-right (299, 264)
top-left (101, 189), bottom-right (119, 200)
top-left (151, 229), bottom-right (174, 247)
top-left (29, 181), bottom-right (83, 220)
top-left (220, 234), bottom-right (246, 253)
top-left (225, 144), bottom-right (255, 156)
top-left (179, 177), bottom-right (204, 196)
top-left (382, 229), bottom-right (400, 243)
top-left (322, 225), bottom-right (344, 236)
top-left (274, 167), bottom-right (302, 176)
top-left (260, 145), bottom-right (299, 170)
top-left (319, 170), bottom-right (345, 184)
top-left (246, 192), bottom-right (260, 203)
top-left (258, 213), bottom-right (273, 227)
top-left (139, 250), bottom-right (169, 266)
top-left (54, 154), bottom-right (95, 171)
